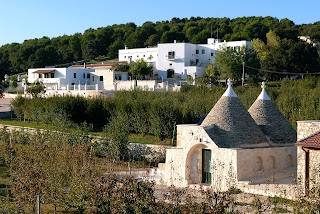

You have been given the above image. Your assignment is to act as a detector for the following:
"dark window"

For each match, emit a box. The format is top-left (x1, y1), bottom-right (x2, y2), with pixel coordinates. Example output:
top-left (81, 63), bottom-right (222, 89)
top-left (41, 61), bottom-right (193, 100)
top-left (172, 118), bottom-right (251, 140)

top-left (50, 73), bottom-right (54, 78)
top-left (74, 73), bottom-right (76, 78)
top-left (169, 63), bottom-right (172, 66)
top-left (100, 76), bottom-right (103, 81)
top-left (196, 50), bottom-right (199, 54)
top-left (92, 76), bottom-right (94, 81)
top-left (211, 52), bottom-right (214, 56)
top-left (83, 73), bottom-right (85, 78)
top-left (202, 49), bottom-right (205, 54)
top-left (87, 73), bottom-right (90, 78)
top-left (167, 69), bottom-right (174, 78)
top-left (168, 51), bottom-right (175, 59)
top-left (119, 76), bottom-right (122, 80)
top-left (196, 59), bottom-right (199, 64)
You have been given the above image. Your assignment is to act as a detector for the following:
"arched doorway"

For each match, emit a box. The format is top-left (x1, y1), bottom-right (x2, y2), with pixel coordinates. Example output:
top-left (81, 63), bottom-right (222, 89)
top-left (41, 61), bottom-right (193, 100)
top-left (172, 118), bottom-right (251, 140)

top-left (185, 144), bottom-right (212, 185)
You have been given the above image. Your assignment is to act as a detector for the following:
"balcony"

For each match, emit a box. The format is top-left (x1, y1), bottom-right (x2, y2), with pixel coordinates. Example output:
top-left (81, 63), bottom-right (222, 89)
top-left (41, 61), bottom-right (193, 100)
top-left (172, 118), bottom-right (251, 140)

top-left (39, 78), bottom-right (60, 84)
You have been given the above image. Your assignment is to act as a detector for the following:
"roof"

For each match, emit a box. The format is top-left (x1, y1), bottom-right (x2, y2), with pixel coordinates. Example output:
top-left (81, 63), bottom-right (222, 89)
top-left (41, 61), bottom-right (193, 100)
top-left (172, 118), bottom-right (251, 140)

top-left (33, 69), bottom-right (55, 74)
top-left (201, 80), bottom-right (268, 148)
top-left (248, 82), bottom-right (296, 144)
top-left (296, 132), bottom-right (320, 148)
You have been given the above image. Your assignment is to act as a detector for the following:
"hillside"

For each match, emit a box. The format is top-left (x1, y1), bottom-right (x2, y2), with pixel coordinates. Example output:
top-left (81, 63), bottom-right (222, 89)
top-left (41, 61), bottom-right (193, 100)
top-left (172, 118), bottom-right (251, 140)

top-left (0, 16), bottom-right (320, 79)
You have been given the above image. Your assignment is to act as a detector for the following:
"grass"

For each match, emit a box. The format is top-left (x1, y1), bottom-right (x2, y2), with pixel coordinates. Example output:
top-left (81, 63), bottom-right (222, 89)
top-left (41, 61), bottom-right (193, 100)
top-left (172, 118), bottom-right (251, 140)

top-left (0, 118), bottom-right (59, 130)
top-left (0, 118), bottom-right (175, 145)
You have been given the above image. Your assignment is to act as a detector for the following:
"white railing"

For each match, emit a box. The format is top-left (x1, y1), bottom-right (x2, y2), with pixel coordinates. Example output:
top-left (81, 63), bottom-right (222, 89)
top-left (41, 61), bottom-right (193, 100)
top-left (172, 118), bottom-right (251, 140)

top-left (45, 84), bottom-right (99, 91)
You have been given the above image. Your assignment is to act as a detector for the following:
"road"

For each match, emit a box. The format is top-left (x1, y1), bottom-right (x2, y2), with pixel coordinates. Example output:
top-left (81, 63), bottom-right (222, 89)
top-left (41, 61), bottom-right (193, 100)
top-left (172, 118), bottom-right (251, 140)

top-left (0, 98), bottom-right (12, 112)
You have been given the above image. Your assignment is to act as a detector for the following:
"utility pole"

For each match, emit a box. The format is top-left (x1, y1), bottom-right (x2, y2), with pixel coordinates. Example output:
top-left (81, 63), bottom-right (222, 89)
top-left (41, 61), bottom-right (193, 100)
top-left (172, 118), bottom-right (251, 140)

top-left (37, 194), bottom-right (41, 214)
top-left (242, 62), bottom-right (245, 86)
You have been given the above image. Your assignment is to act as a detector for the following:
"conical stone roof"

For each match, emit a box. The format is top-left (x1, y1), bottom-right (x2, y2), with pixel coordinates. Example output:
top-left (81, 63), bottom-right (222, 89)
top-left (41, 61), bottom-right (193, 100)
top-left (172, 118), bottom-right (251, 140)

top-left (201, 80), bottom-right (268, 148)
top-left (248, 82), bottom-right (296, 144)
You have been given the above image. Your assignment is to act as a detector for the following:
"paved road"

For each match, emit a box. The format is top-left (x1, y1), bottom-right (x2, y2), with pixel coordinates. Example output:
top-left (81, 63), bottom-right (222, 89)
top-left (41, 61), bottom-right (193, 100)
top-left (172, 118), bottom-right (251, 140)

top-left (0, 98), bottom-right (12, 112)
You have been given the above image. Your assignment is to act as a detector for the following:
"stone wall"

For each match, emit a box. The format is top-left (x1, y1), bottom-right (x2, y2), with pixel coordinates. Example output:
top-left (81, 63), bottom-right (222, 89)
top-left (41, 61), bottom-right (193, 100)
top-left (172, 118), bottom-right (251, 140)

top-left (0, 124), bottom-right (169, 166)
top-left (297, 120), bottom-right (320, 141)
top-left (297, 146), bottom-right (306, 195)
top-left (309, 149), bottom-right (320, 191)
top-left (164, 148), bottom-right (186, 186)
top-left (237, 146), bottom-right (297, 181)
top-left (128, 143), bottom-right (171, 165)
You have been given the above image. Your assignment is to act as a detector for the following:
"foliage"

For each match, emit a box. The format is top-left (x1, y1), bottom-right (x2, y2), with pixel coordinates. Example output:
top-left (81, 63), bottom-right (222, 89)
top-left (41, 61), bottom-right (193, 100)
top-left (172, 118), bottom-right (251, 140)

top-left (213, 46), bottom-right (261, 82)
top-left (214, 45), bottom-right (244, 80)
top-left (111, 63), bottom-right (130, 72)
top-left (0, 16), bottom-right (320, 80)
top-left (129, 59), bottom-right (153, 79)
top-left (9, 77), bottom-right (320, 141)
top-left (253, 30), bottom-right (320, 80)
top-left (25, 80), bottom-right (45, 98)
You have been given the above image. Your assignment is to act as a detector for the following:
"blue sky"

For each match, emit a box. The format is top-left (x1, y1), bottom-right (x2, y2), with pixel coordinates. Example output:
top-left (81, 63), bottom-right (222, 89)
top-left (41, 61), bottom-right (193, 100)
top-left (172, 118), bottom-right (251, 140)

top-left (0, 0), bottom-right (319, 46)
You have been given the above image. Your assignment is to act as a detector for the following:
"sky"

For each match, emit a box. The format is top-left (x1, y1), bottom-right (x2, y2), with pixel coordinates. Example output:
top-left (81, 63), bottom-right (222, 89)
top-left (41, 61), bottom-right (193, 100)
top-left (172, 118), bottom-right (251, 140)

top-left (0, 0), bottom-right (319, 46)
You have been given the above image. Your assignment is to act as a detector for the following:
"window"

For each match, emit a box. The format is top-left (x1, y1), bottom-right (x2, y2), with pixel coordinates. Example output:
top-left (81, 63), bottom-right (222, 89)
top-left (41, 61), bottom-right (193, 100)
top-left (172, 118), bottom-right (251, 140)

top-left (87, 73), bottom-right (90, 79)
top-left (168, 51), bottom-right (175, 59)
top-left (100, 76), bottom-right (103, 81)
top-left (211, 52), bottom-right (214, 56)
top-left (137, 55), bottom-right (139, 58)
top-left (143, 55), bottom-right (145, 57)
top-left (169, 63), bottom-right (172, 66)
top-left (196, 50), bottom-right (199, 54)
top-left (202, 49), bottom-right (205, 54)
top-left (74, 73), bottom-right (76, 78)
top-left (92, 76), bottom-right (94, 81)
top-left (196, 59), bottom-right (199, 64)
top-left (119, 76), bottom-right (122, 80)
top-left (124, 56), bottom-right (127, 58)
top-left (50, 73), bottom-right (54, 78)
top-left (83, 73), bottom-right (85, 78)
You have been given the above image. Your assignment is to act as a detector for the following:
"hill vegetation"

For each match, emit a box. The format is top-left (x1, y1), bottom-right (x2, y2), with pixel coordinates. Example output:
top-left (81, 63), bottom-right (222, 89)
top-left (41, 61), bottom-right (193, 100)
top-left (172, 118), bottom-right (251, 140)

top-left (10, 77), bottom-right (320, 141)
top-left (1, 16), bottom-right (320, 79)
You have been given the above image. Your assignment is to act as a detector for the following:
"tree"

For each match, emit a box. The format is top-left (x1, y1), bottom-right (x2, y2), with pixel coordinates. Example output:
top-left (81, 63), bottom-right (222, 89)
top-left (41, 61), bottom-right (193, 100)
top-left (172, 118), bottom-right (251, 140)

top-left (112, 63), bottom-right (130, 72)
top-left (253, 30), bottom-right (320, 79)
top-left (26, 81), bottom-right (45, 98)
top-left (214, 46), bottom-right (244, 80)
top-left (108, 39), bottom-right (124, 59)
top-left (197, 63), bottom-right (219, 86)
top-left (129, 59), bottom-right (153, 79)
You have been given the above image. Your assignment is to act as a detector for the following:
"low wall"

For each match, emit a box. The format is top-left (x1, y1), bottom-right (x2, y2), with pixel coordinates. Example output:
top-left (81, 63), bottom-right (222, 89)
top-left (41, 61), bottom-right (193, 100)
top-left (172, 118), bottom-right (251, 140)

top-left (128, 143), bottom-right (172, 165)
top-left (0, 124), bottom-right (170, 164)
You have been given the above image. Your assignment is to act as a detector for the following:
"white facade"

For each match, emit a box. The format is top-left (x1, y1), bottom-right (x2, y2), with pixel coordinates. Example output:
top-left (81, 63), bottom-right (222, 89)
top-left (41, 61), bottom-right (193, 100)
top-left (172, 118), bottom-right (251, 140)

top-left (28, 67), bottom-right (95, 90)
top-left (27, 65), bottom-right (177, 94)
top-left (119, 38), bottom-right (251, 80)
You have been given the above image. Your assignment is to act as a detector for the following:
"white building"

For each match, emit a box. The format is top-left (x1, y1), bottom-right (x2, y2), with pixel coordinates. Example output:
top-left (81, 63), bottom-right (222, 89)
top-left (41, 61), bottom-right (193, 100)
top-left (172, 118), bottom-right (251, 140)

top-left (28, 67), bottom-right (95, 90)
top-left (119, 38), bottom-right (251, 80)
top-left (27, 65), bottom-right (129, 93)
top-left (27, 64), bottom-right (176, 95)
